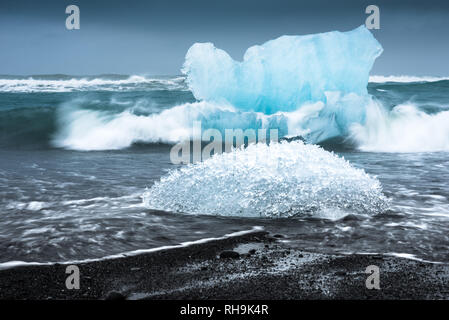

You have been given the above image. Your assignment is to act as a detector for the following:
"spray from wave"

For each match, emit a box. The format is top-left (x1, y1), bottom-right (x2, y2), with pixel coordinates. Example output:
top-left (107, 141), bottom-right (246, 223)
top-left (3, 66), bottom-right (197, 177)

top-left (52, 100), bottom-right (289, 150)
top-left (350, 102), bottom-right (449, 152)
top-left (0, 75), bottom-right (186, 92)
top-left (369, 75), bottom-right (449, 83)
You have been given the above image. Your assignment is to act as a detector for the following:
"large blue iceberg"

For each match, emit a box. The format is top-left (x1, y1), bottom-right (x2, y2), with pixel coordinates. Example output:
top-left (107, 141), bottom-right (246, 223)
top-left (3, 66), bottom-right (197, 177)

top-left (183, 26), bottom-right (382, 115)
top-left (55, 26), bottom-right (384, 151)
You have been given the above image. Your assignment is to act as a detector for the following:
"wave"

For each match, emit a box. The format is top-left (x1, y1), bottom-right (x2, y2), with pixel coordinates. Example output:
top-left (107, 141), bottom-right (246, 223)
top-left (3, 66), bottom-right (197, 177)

top-left (0, 227), bottom-right (263, 270)
top-left (51, 94), bottom-right (375, 151)
top-left (143, 140), bottom-right (389, 217)
top-left (3, 73), bottom-right (446, 94)
top-left (350, 103), bottom-right (449, 152)
top-left (2, 26), bottom-right (448, 153)
top-left (52, 101), bottom-right (241, 150)
top-left (4, 95), bottom-right (443, 153)
top-left (0, 75), bottom-right (187, 92)
top-left (1, 73), bottom-right (446, 94)
top-left (369, 75), bottom-right (449, 83)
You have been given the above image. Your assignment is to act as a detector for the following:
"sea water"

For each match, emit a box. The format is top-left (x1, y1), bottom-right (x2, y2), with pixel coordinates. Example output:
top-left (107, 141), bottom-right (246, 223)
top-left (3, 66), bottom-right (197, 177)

top-left (1, 27), bottom-right (448, 264)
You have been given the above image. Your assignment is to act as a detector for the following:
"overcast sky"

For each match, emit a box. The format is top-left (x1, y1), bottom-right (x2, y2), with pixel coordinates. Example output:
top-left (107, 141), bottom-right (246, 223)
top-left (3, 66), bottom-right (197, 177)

top-left (0, 0), bottom-right (448, 76)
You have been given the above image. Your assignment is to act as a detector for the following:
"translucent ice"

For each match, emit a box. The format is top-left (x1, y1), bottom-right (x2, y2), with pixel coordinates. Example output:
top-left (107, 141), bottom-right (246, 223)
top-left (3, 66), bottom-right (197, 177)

top-left (54, 26), bottom-right (383, 150)
top-left (183, 26), bottom-right (382, 114)
top-left (143, 141), bottom-right (389, 217)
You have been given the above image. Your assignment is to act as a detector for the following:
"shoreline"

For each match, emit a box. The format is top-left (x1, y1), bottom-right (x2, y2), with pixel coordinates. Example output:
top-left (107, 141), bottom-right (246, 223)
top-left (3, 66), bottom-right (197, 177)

top-left (0, 230), bottom-right (447, 300)
top-left (0, 227), bottom-right (265, 271)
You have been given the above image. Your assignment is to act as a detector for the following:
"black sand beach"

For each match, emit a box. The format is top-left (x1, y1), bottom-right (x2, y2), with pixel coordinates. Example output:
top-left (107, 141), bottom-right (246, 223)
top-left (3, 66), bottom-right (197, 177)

top-left (0, 230), bottom-right (447, 300)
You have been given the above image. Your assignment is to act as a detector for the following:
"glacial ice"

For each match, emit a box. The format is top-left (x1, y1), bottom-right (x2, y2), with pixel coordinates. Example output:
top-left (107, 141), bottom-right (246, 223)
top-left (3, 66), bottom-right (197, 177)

top-left (55, 26), bottom-right (384, 150)
top-left (183, 25), bottom-right (382, 115)
top-left (143, 141), bottom-right (389, 217)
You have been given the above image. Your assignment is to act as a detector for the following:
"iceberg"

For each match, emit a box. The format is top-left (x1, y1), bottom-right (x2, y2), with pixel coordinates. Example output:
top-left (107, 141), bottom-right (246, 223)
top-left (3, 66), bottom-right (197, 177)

top-left (54, 26), bottom-right (384, 151)
top-left (183, 26), bottom-right (382, 115)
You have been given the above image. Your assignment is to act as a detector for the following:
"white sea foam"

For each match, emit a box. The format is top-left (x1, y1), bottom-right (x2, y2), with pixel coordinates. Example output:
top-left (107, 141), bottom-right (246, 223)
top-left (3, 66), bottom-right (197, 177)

top-left (369, 75), bottom-right (449, 83)
top-left (52, 98), bottom-right (322, 150)
top-left (0, 75), bottom-right (186, 92)
top-left (52, 101), bottom-right (283, 150)
top-left (0, 226), bottom-right (263, 270)
top-left (53, 93), bottom-right (449, 154)
top-left (350, 102), bottom-right (449, 152)
top-left (51, 92), bottom-right (374, 151)
top-left (143, 141), bottom-right (389, 217)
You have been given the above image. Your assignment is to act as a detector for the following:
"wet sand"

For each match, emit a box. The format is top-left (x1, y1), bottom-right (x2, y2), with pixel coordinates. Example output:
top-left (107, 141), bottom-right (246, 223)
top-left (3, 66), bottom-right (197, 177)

top-left (0, 230), bottom-right (447, 300)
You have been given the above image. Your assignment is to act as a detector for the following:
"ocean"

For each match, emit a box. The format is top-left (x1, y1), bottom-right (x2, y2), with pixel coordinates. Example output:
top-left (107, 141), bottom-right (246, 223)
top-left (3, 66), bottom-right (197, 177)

top-left (0, 73), bottom-right (448, 265)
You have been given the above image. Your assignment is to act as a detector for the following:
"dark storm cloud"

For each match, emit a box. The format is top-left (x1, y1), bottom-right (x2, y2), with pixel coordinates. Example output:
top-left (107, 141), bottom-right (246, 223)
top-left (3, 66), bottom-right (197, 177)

top-left (0, 0), bottom-right (448, 75)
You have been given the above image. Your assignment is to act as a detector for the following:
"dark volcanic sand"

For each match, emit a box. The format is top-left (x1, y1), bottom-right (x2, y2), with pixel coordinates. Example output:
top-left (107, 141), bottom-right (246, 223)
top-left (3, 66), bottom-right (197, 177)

top-left (0, 231), bottom-right (447, 300)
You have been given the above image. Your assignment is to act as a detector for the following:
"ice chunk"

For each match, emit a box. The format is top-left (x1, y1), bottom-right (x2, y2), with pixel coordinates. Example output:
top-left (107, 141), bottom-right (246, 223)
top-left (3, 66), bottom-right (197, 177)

top-left (183, 26), bottom-right (382, 114)
top-left (143, 141), bottom-right (389, 217)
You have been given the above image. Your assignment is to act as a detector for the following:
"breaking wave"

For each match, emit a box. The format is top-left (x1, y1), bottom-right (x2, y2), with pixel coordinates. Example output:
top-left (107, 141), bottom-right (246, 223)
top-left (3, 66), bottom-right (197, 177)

top-left (350, 103), bottom-right (449, 152)
top-left (369, 75), bottom-right (449, 83)
top-left (52, 101), bottom-right (289, 150)
top-left (50, 98), bottom-right (449, 153)
top-left (0, 75), bottom-right (186, 92)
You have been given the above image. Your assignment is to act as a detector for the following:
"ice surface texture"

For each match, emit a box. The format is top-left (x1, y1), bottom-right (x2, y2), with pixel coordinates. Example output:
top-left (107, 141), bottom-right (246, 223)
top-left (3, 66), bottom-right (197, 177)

top-left (183, 25), bottom-right (382, 115)
top-left (143, 141), bottom-right (389, 218)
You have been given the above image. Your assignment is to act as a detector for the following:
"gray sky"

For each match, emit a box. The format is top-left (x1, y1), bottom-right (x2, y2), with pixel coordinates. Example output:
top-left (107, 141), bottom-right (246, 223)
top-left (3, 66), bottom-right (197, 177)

top-left (0, 0), bottom-right (448, 76)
